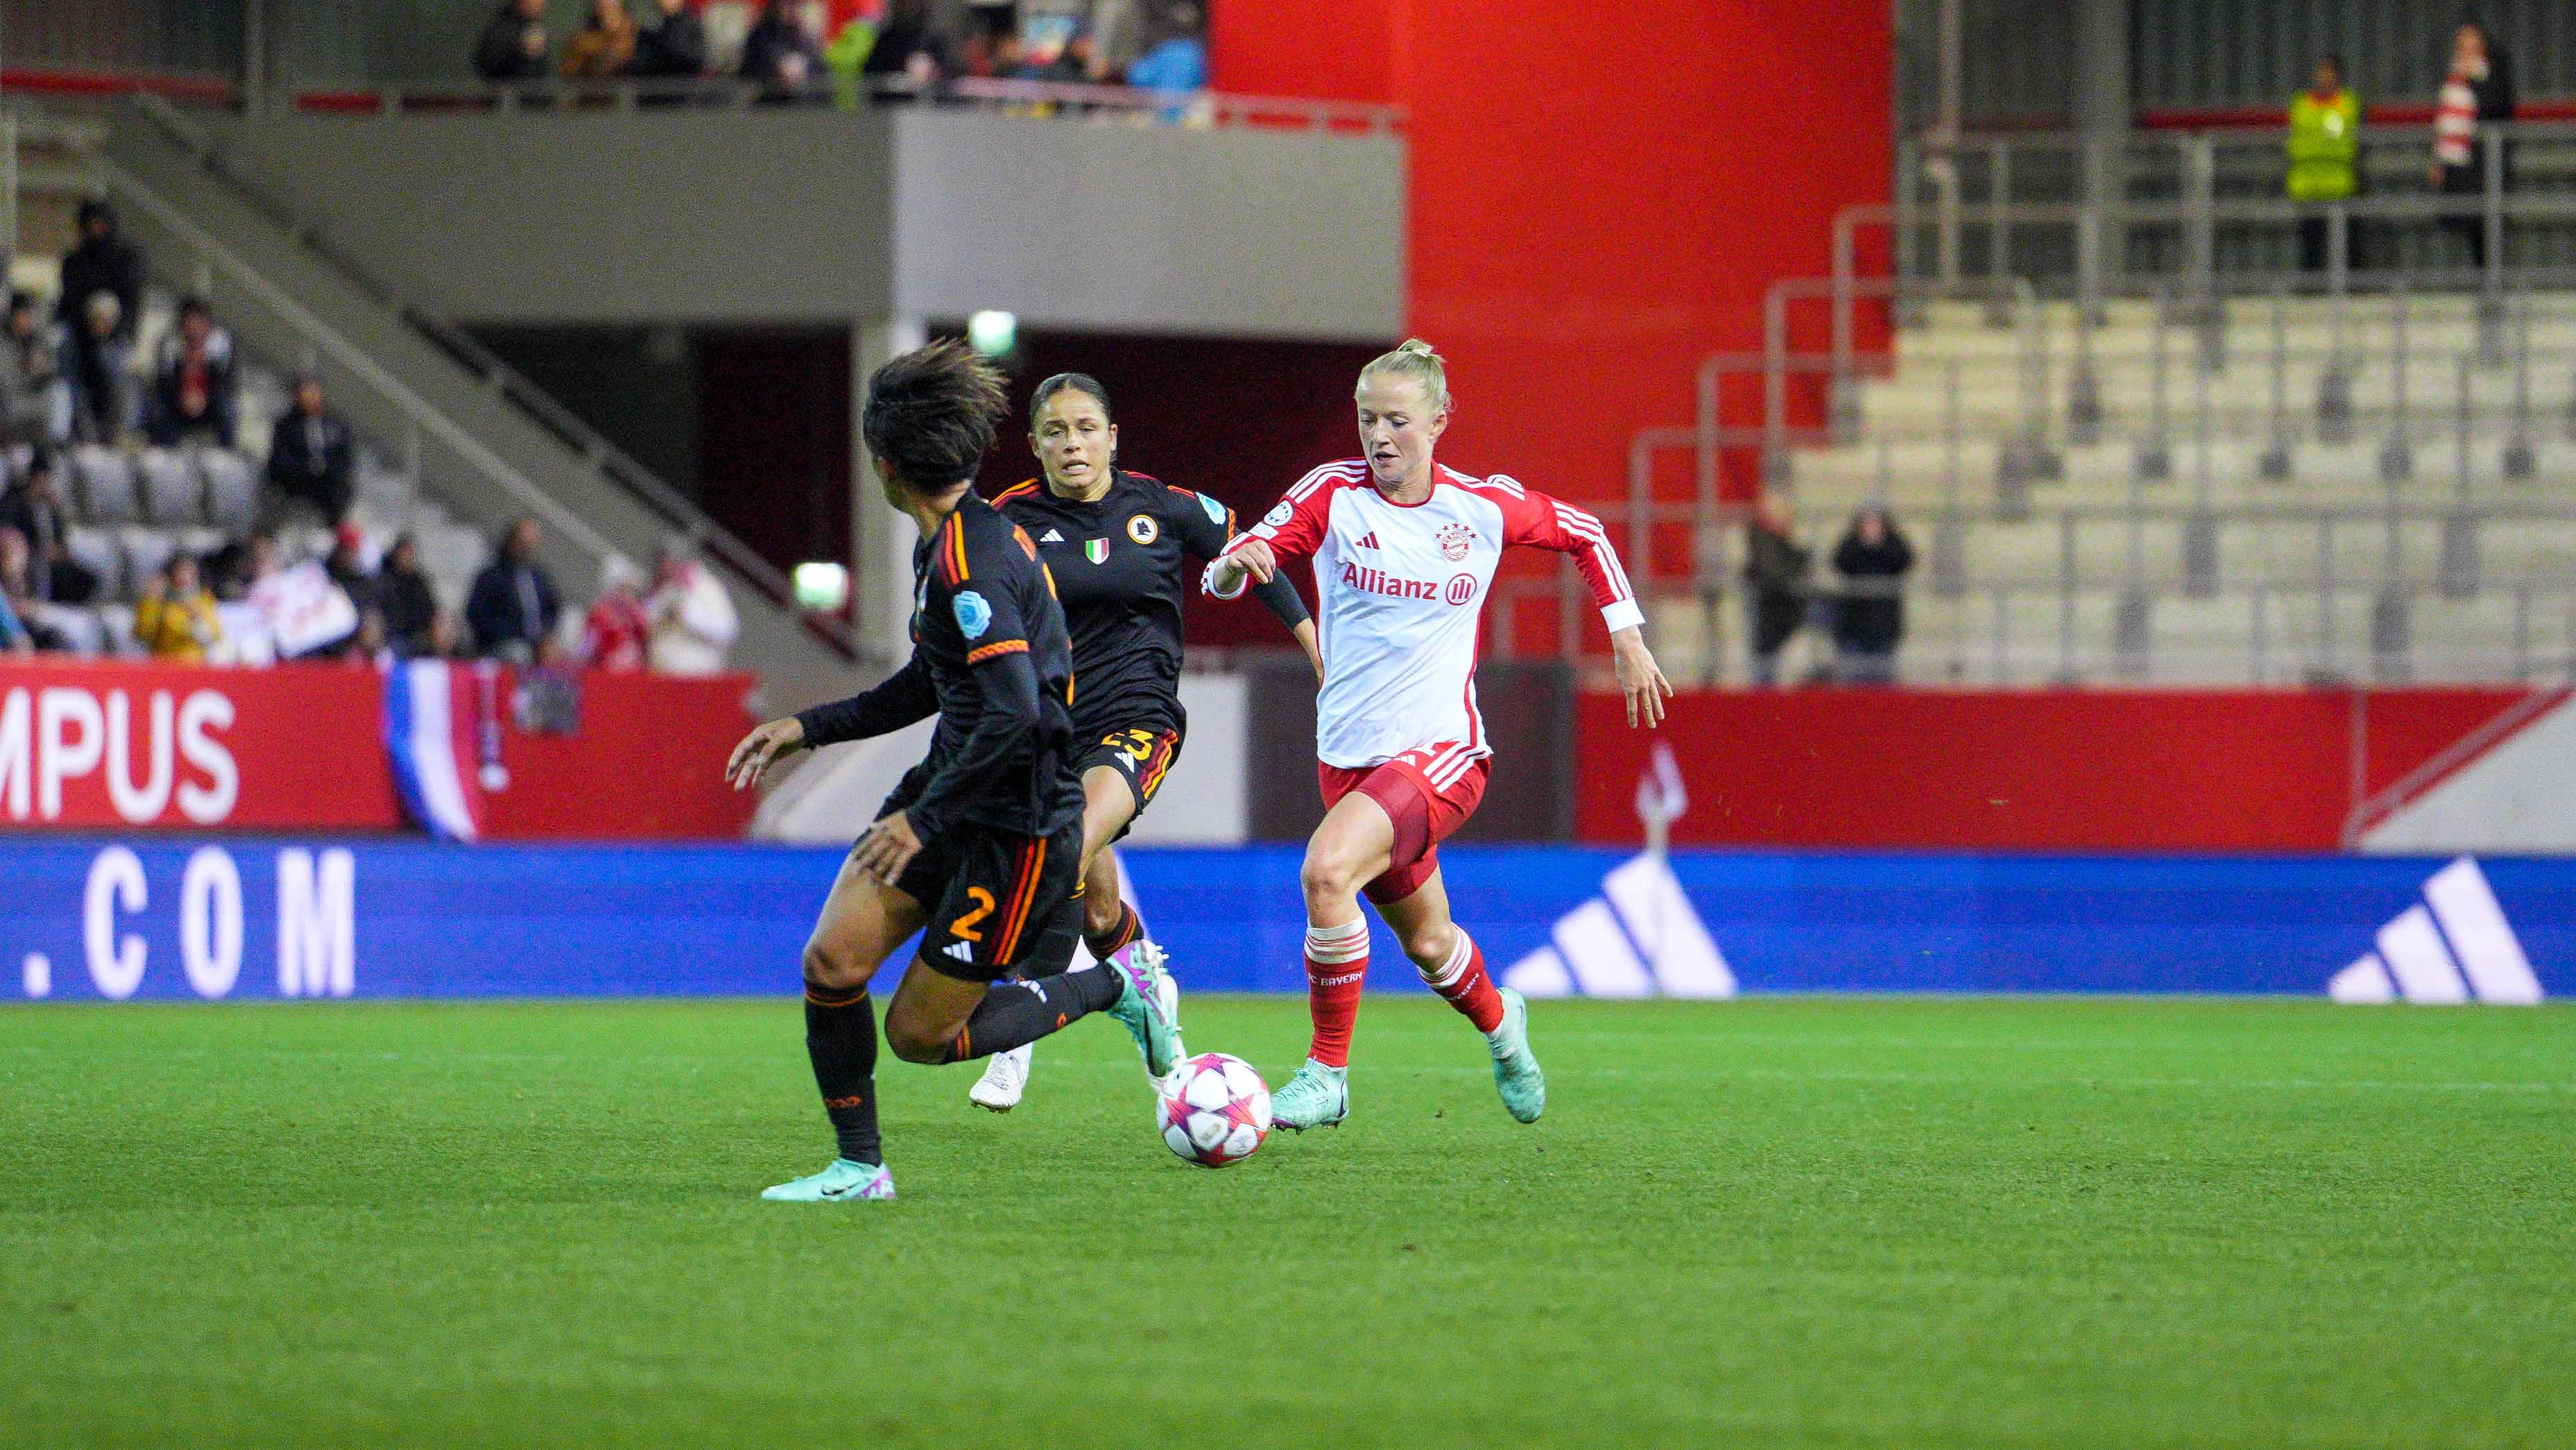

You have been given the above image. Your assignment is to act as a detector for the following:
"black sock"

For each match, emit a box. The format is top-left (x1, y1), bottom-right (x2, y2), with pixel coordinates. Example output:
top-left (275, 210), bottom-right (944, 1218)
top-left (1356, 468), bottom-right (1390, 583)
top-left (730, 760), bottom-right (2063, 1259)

top-left (1083, 901), bottom-right (1145, 963)
top-left (804, 984), bottom-right (882, 1166)
top-left (942, 965), bottom-right (1125, 1063)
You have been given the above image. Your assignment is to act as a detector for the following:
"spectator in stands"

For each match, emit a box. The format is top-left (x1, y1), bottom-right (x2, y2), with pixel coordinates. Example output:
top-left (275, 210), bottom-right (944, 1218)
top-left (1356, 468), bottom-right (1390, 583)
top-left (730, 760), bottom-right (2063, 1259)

top-left (2287, 56), bottom-right (2359, 273)
top-left (1088, 0), bottom-right (1151, 83)
top-left (0, 451), bottom-right (99, 606)
top-left (66, 291), bottom-right (135, 445)
top-left (0, 577), bottom-right (30, 656)
top-left (133, 554), bottom-right (223, 663)
top-left (55, 201), bottom-right (142, 367)
top-left (2432, 22), bottom-right (2516, 272)
top-left (428, 608), bottom-right (468, 659)
top-left (632, 0), bottom-right (710, 80)
top-left (265, 370), bottom-right (356, 524)
top-left (1829, 506), bottom-right (1914, 686)
top-left (863, 0), bottom-right (951, 92)
top-left (325, 522), bottom-right (378, 618)
top-left (740, 0), bottom-right (830, 101)
top-left (561, 0), bottom-right (640, 79)
top-left (147, 297), bottom-right (239, 449)
top-left (379, 534), bottom-right (443, 657)
top-left (2, 291), bottom-right (70, 446)
top-left (1743, 496), bottom-right (1810, 688)
top-left (0, 527), bottom-right (56, 653)
top-left (1127, 2), bottom-right (1207, 95)
top-left (585, 554), bottom-right (651, 669)
top-left (644, 536), bottom-right (739, 675)
top-left (475, 0), bottom-right (555, 83)
top-left (467, 517), bottom-right (563, 663)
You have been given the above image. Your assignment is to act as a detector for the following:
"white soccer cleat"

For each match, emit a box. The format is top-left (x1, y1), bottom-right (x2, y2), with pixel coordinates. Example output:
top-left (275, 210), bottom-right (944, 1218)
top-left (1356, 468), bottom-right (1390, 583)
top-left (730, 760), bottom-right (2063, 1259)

top-left (970, 1043), bottom-right (1033, 1112)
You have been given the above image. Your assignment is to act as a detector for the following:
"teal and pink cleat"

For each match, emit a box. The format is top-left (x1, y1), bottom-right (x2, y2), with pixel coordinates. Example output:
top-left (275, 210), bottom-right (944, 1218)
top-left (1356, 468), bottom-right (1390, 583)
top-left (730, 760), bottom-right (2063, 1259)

top-left (1269, 1058), bottom-right (1350, 1131)
top-left (759, 1158), bottom-right (895, 1202)
top-left (1486, 987), bottom-right (1545, 1123)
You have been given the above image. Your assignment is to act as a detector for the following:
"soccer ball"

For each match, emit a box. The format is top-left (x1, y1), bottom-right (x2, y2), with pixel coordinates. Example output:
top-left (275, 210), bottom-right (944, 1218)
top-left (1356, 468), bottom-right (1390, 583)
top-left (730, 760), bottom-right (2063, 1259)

top-left (1158, 1052), bottom-right (1271, 1168)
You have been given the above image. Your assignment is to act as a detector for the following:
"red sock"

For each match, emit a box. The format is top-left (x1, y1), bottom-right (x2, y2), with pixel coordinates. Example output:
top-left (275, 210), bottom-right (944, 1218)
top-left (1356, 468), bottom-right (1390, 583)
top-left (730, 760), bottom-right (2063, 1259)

top-left (1303, 917), bottom-right (1369, 1068)
top-left (1421, 929), bottom-right (1506, 1034)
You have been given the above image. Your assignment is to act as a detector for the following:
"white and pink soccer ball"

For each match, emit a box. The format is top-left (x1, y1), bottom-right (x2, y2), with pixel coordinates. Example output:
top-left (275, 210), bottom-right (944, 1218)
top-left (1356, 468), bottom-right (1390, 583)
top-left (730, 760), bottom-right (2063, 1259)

top-left (1158, 1052), bottom-right (1271, 1168)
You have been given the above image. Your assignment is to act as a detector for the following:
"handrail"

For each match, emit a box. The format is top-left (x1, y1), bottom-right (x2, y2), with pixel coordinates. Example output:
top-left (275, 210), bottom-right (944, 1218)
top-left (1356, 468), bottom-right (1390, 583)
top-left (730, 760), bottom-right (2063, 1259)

top-left (2339, 685), bottom-right (2570, 846)
top-left (123, 94), bottom-right (856, 658)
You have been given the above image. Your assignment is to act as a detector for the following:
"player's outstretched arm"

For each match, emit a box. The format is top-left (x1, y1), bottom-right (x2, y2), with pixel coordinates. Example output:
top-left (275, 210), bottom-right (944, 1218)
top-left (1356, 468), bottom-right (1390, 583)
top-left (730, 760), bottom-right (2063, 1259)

top-left (727, 655), bottom-right (938, 790)
top-left (1611, 625), bottom-right (1672, 728)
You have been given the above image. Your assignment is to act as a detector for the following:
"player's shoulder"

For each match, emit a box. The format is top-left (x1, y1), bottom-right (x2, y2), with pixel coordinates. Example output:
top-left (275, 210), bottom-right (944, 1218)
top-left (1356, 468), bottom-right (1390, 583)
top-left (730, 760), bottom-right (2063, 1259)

top-left (1293, 458), bottom-right (1372, 495)
top-left (1436, 463), bottom-right (1529, 500)
top-left (990, 479), bottom-right (1046, 512)
top-left (938, 497), bottom-right (1041, 588)
top-left (1137, 471), bottom-right (1232, 528)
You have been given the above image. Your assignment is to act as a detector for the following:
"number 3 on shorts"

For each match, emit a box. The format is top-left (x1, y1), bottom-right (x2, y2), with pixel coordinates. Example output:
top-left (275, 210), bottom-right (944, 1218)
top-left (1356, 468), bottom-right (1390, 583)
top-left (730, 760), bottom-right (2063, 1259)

top-left (952, 886), bottom-right (997, 941)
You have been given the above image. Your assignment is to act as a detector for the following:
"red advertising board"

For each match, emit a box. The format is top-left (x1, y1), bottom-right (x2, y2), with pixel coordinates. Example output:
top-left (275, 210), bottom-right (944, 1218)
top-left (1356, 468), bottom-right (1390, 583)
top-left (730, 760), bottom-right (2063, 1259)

top-left (0, 660), bottom-right (757, 839)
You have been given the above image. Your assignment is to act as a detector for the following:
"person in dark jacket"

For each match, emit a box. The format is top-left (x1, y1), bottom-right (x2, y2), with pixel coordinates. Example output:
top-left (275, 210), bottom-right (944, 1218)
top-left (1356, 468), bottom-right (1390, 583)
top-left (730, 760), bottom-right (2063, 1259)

top-left (2431, 22), bottom-right (2517, 271)
top-left (2, 290), bottom-right (69, 445)
top-left (378, 534), bottom-right (443, 657)
top-left (59, 202), bottom-right (144, 444)
top-left (474, 0), bottom-right (554, 83)
top-left (466, 516), bottom-right (563, 663)
top-left (1742, 495), bottom-right (1810, 687)
top-left (0, 450), bottom-right (98, 605)
top-left (739, 0), bottom-right (827, 101)
top-left (1830, 506), bottom-right (1915, 686)
top-left (862, 0), bottom-right (951, 89)
top-left (146, 297), bottom-right (238, 448)
top-left (55, 201), bottom-right (143, 349)
top-left (631, 0), bottom-right (708, 79)
top-left (266, 371), bottom-right (357, 524)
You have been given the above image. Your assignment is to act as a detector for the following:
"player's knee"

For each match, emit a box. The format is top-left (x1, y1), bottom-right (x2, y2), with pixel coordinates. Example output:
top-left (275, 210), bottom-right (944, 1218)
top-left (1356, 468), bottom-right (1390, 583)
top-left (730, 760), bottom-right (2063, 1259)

top-left (1300, 844), bottom-right (1366, 904)
top-left (801, 936), bottom-right (867, 993)
top-left (1083, 892), bottom-right (1123, 935)
top-left (880, 1007), bottom-right (947, 1064)
top-left (1400, 921), bottom-right (1457, 969)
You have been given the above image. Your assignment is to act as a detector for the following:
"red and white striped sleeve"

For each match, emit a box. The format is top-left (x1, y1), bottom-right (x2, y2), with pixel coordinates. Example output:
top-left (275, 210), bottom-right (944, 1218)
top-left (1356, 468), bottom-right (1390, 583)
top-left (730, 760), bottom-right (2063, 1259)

top-left (1203, 461), bottom-right (1350, 599)
top-left (1491, 477), bottom-right (1645, 635)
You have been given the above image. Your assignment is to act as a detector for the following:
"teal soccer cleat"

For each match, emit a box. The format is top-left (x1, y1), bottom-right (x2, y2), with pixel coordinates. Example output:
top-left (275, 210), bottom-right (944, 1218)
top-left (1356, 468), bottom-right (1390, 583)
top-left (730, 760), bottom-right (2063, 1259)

top-left (1269, 1058), bottom-right (1350, 1132)
top-left (1486, 987), bottom-right (1545, 1123)
top-left (1106, 941), bottom-right (1184, 1080)
top-left (759, 1158), bottom-right (894, 1202)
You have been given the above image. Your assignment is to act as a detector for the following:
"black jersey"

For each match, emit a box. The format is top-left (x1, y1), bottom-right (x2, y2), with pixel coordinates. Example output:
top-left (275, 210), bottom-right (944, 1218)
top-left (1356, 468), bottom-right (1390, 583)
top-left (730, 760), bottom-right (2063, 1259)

top-left (993, 468), bottom-right (1310, 722)
top-left (794, 491), bottom-right (1083, 840)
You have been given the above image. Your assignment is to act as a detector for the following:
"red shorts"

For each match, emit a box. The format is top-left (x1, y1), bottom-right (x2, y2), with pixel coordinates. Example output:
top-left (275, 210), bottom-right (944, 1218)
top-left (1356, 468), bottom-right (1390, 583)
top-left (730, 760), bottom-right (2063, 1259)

top-left (1317, 744), bottom-right (1491, 905)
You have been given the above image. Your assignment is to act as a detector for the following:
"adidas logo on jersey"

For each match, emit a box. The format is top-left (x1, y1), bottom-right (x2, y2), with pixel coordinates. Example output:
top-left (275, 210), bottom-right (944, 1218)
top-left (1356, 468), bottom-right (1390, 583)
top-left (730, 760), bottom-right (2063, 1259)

top-left (1355, 531), bottom-right (1380, 549)
top-left (2328, 856), bottom-right (2543, 1005)
top-left (943, 939), bottom-right (975, 964)
top-left (1038, 528), bottom-right (1065, 544)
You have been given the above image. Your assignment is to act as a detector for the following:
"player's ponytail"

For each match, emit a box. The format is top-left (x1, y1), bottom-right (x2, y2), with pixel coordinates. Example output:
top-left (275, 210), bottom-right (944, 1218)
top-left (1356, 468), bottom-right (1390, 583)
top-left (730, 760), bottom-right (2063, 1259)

top-left (1357, 337), bottom-right (1452, 414)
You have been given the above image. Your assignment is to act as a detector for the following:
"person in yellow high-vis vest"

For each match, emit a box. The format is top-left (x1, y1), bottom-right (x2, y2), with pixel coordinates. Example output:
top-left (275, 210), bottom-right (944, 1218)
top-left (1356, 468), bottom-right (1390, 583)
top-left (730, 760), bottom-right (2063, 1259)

top-left (2288, 56), bottom-right (2361, 271)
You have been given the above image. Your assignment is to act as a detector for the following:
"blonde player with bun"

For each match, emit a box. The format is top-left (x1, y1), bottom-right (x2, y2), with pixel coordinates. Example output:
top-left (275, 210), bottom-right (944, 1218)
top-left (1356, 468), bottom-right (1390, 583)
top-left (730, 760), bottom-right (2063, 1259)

top-left (1207, 339), bottom-right (1670, 1130)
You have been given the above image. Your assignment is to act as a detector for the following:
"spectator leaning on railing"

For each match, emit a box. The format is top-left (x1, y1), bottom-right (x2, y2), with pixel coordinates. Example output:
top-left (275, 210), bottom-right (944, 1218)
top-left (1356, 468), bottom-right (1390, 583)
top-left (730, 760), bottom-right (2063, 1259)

top-left (1830, 506), bottom-right (1914, 687)
top-left (2432, 22), bottom-right (2516, 271)
top-left (475, 0), bottom-right (555, 83)
top-left (2287, 56), bottom-right (2358, 273)
top-left (467, 517), bottom-right (564, 664)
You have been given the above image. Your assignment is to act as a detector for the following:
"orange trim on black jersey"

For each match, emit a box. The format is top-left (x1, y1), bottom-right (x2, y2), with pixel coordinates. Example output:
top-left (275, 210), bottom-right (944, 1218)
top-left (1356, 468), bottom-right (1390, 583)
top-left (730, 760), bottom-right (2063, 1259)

top-left (945, 517), bottom-right (970, 585)
top-left (993, 481), bottom-right (1042, 506)
top-left (995, 835), bottom-right (1045, 964)
top-left (965, 638), bottom-right (1029, 664)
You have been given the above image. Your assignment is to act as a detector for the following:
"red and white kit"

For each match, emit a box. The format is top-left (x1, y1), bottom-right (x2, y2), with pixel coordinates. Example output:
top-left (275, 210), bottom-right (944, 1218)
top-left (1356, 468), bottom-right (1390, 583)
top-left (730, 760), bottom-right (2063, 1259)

top-left (1208, 459), bottom-right (1640, 896)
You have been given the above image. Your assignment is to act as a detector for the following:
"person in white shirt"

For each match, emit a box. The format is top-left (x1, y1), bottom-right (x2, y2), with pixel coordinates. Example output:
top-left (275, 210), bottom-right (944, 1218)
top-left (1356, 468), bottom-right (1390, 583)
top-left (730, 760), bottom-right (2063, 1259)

top-left (1206, 338), bottom-right (1671, 1132)
top-left (644, 536), bottom-right (738, 675)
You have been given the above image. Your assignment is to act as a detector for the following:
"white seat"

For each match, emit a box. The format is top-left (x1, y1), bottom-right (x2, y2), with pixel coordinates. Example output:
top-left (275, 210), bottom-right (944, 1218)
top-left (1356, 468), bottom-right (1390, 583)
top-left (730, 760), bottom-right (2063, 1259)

top-left (137, 447), bottom-right (203, 525)
top-left (31, 601), bottom-right (104, 656)
top-left (71, 445), bottom-right (139, 524)
top-left (200, 449), bottom-right (257, 534)
top-left (90, 602), bottom-right (140, 657)
top-left (117, 527), bottom-right (178, 589)
top-left (63, 526), bottom-right (125, 599)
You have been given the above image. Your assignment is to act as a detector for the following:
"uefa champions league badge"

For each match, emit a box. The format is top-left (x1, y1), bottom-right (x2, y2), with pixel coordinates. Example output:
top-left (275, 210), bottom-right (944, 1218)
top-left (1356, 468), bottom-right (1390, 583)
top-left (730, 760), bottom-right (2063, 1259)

top-left (1200, 492), bottom-right (1228, 525)
top-left (1264, 500), bottom-right (1294, 529)
top-left (953, 590), bottom-right (993, 640)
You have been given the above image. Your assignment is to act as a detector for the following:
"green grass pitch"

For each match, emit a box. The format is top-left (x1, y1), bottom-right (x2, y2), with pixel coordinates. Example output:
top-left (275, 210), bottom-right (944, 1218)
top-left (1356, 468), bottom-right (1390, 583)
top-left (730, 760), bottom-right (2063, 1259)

top-left (4, 996), bottom-right (2573, 1447)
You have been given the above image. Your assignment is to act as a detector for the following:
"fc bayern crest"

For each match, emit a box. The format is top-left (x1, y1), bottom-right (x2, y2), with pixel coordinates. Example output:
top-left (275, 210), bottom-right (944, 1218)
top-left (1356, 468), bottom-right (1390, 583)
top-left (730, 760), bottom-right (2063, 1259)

top-left (1436, 522), bottom-right (1475, 561)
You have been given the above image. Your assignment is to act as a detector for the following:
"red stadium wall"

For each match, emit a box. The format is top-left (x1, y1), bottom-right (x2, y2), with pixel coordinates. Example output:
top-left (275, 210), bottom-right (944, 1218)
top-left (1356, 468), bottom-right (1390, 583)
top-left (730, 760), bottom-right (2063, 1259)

top-left (1572, 688), bottom-right (2542, 852)
top-left (1215, 2), bottom-right (1894, 648)
top-left (0, 662), bottom-right (756, 840)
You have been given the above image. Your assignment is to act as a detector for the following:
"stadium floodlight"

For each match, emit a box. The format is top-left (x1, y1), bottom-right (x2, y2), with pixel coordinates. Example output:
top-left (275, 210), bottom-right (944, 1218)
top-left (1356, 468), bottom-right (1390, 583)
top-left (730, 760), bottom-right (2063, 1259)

top-left (967, 309), bottom-right (1018, 357)
top-left (792, 561), bottom-right (850, 611)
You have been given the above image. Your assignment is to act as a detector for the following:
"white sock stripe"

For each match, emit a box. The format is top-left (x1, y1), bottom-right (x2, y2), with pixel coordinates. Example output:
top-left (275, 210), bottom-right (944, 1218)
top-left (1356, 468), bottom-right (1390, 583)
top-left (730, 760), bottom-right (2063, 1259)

top-left (1418, 930), bottom-right (1475, 988)
top-left (1305, 918), bottom-right (1370, 964)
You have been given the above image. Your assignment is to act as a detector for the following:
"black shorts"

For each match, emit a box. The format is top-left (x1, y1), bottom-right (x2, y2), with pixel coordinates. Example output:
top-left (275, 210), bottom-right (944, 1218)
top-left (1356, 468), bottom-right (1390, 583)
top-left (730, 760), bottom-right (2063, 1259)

top-left (1071, 700), bottom-right (1185, 833)
top-left (892, 821), bottom-right (1086, 983)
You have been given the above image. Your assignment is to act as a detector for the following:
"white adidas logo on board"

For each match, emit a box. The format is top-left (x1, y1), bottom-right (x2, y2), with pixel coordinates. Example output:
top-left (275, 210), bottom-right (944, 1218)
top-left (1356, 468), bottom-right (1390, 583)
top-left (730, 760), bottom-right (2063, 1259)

top-left (2328, 856), bottom-right (2543, 1005)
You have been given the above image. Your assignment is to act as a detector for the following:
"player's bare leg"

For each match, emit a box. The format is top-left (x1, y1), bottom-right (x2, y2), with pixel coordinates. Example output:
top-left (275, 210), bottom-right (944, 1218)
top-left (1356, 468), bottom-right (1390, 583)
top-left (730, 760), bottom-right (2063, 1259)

top-left (1375, 867), bottom-right (1543, 1123)
top-left (1270, 792), bottom-right (1400, 1129)
top-left (970, 765), bottom-right (1172, 1110)
top-left (763, 854), bottom-right (925, 1202)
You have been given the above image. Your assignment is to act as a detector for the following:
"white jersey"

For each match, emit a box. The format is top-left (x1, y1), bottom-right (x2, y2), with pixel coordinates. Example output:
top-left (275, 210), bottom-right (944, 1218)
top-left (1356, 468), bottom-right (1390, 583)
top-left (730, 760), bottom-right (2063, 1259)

top-left (1208, 460), bottom-right (1641, 769)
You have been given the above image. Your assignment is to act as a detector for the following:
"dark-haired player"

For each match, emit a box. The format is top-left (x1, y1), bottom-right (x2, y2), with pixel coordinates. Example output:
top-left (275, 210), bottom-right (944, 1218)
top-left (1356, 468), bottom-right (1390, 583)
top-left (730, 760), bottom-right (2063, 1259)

top-left (725, 340), bottom-right (1182, 1202)
top-left (965, 372), bottom-right (1319, 1111)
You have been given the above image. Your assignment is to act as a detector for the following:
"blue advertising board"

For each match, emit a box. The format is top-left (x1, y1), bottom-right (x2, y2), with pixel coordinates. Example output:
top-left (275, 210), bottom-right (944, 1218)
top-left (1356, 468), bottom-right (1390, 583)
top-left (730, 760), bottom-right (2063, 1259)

top-left (0, 837), bottom-right (2566, 1003)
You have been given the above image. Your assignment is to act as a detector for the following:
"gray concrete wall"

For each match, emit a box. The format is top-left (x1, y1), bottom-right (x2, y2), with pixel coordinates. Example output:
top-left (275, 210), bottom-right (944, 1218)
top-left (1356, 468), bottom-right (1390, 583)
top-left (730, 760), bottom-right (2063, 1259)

top-left (205, 106), bottom-right (1403, 339)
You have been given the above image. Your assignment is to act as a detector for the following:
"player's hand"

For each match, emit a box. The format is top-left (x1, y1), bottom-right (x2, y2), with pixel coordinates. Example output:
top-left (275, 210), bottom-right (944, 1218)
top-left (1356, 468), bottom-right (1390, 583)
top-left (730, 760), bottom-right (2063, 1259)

top-left (852, 810), bottom-right (924, 886)
top-left (725, 716), bottom-right (807, 790)
top-left (1611, 627), bottom-right (1672, 729)
top-left (1217, 540), bottom-right (1277, 592)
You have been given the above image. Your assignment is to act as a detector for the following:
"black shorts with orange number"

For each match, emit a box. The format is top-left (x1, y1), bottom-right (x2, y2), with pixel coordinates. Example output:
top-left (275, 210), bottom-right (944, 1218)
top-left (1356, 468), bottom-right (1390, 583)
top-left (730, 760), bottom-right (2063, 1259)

top-left (1072, 699), bottom-right (1185, 836)
top-left (895, 821), bottom-right (1086, 983)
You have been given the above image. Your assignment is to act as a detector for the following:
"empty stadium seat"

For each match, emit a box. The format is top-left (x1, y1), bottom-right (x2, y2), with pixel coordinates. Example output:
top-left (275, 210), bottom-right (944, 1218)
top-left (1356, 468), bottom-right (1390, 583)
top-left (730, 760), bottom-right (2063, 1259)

top-left (137, 448), bottom-right (204, 524)
top-left (63, 527), bottom-right (124, 599)
top-left (118, 527), bottom-right (179, 588)
top-left (71, 445), bottom-right (140, 524)
top-left (89, 602), bottom-right (140, 657)
top-left (200, 450), bottom-right (259, 534)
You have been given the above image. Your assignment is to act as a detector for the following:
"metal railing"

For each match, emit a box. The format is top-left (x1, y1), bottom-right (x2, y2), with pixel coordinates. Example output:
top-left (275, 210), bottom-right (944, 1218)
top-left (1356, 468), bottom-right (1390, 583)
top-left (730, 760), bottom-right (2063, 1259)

top-left (114, 94), bottom-right (857, 659)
